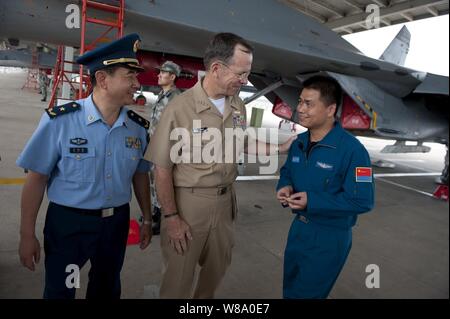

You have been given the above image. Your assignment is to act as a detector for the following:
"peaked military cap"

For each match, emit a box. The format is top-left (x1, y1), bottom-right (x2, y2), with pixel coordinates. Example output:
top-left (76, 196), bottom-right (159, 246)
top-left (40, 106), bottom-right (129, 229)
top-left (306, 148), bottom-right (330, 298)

top-left (76, 33), bottom-right (145, 73)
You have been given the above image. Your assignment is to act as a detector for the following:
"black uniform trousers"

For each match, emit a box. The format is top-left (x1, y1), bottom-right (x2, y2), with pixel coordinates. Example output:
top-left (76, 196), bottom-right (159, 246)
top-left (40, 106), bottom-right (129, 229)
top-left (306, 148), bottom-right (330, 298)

top-left (43, 202), bottom-right (130, 299)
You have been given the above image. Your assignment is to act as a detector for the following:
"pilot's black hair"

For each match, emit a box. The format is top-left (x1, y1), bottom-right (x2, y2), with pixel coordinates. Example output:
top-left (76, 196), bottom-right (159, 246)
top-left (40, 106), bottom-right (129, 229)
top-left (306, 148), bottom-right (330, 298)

top-left (302, 75), bottom-right (342, 116)
top-left (203, 32), bottom-right (254, 70)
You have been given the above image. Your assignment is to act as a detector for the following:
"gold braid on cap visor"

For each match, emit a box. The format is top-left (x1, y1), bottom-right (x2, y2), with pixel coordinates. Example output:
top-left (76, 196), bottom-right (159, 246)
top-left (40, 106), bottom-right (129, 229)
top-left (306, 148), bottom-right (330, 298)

top-left (103, 58), bottom-right (140, 66)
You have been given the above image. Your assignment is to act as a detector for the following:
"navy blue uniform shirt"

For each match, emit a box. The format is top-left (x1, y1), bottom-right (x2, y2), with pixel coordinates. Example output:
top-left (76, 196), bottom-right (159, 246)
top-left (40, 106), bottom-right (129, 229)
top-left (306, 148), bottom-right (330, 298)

top-left (277, 122), bottom-right (374, 229)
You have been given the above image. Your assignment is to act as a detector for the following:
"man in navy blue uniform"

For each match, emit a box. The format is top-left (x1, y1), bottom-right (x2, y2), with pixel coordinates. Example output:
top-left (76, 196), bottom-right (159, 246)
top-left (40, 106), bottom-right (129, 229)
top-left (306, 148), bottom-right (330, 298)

top-left (16, 33), bottom-right (152, 299)
top-left (276, 75), bottom-right (374, 299)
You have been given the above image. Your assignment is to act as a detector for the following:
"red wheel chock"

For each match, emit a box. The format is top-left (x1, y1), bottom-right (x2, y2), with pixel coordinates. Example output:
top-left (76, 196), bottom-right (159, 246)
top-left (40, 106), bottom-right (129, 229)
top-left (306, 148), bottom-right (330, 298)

top-left (433, 184), bottom-right (449, 201)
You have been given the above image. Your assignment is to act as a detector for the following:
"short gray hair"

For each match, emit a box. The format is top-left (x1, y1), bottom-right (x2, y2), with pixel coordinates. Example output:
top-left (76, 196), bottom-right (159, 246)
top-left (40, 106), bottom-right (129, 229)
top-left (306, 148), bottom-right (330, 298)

top-left (203, 32), bottom-right (254, 70)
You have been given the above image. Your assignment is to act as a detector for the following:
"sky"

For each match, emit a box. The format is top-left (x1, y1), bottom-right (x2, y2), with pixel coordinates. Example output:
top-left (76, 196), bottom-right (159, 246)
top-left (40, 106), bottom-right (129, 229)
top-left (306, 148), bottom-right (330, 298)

top-left (343, 15), bottom-right (449, 76)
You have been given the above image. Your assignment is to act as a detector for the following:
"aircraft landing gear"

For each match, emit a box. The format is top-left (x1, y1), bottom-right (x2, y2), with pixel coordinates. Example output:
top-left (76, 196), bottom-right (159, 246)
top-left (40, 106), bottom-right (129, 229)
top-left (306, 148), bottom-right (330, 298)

top-left (435, 146), bottom-right (449, 185)
top-left (441, 146), bottom-right (449, 185)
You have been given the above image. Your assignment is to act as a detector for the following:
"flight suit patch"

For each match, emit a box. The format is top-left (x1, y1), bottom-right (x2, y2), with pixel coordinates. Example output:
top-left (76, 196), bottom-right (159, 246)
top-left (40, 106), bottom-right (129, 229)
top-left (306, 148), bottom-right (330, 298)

top-left (356, 167), bottom-right (373, 182)
top-left (292, 156), bottom-right (300, 163)
top-left (316, 161), bottom-right (333, 170)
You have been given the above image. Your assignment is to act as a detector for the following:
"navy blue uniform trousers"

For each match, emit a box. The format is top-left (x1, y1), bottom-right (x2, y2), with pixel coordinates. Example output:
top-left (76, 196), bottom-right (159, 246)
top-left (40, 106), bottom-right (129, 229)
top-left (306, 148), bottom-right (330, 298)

top-left (283, 215), bottom-right (352, 299)
top-left (43, 202), bottom-right (130, 299)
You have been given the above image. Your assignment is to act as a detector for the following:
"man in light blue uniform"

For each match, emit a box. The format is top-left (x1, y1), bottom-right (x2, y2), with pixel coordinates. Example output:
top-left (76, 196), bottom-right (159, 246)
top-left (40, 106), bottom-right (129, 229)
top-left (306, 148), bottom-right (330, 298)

top-left (276, 75), bottom-right (374, 299)
top-left (17, 33), bottom-right (152, 299)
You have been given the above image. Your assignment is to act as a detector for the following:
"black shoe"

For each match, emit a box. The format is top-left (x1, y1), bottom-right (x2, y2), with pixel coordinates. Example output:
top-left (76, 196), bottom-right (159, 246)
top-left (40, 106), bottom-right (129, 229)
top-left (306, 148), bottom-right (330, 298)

top-left (41, 99), bottom-right (46, 102)
top-left (152, 208), bottom-right (161, 235)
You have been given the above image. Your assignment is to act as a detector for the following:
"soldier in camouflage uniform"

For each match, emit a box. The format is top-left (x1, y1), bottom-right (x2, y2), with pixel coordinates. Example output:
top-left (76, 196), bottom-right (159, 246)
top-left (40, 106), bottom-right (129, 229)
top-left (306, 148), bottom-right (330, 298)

top-left (150, 61), bottom-right (182, 235)
top-left (38, 69), bottom-right (50, 102)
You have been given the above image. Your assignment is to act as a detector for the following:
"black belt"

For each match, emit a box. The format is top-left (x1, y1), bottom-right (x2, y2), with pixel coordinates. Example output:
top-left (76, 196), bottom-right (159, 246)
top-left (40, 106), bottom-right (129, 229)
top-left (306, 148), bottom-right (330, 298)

top-left (51, 202), bottom-right (128, 218)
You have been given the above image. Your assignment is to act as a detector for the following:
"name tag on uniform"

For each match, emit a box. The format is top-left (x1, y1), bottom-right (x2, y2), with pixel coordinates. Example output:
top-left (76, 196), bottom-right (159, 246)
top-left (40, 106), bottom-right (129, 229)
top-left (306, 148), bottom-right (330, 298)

top-left (70, 137), bottom-right (88, 145)
top-left (356, 167), bottom-right (373, 183)
top-left (292, 156), bottom-right (300, 163)
top-left (70, 147), bottom-right (88, 154)
top-left (192, 127), bottom-right (208, 134)
top-left (316, 161), bottom-right (333, 170)
top-left (125, 137), bottom-right (142, 149)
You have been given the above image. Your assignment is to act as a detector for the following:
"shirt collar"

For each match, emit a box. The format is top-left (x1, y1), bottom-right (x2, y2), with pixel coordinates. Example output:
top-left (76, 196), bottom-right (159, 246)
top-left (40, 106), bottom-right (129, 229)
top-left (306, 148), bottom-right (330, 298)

top-left (319, 121), bottom-right (344, 147)
top-left (193, 78), bottom-right (213, 113)
top-left (115, 106), bottom-right (128, 128)
top-left (162, 86), bottom-right (178, 97)
top-left (228, 95), bottom-right (241, 111)
top-left (83, 94), bottom-right (127, 128)
top-left (193, 77), bottom-right (240, 114)
top-left (84, 94), bottom-right (103, 125)
top-left (297, 121), bottom-right (344, 149)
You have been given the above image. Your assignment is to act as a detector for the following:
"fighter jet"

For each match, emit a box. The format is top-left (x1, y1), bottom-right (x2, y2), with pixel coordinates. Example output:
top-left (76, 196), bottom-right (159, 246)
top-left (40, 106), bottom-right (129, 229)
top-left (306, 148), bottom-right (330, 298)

top-left (0, 0), bottom-right (448, 180)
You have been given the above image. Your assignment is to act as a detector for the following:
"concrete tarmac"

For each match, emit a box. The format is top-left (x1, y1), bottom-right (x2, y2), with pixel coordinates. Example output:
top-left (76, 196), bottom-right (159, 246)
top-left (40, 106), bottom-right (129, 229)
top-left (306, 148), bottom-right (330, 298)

top-left (0, 69), bottom-right (448, 298)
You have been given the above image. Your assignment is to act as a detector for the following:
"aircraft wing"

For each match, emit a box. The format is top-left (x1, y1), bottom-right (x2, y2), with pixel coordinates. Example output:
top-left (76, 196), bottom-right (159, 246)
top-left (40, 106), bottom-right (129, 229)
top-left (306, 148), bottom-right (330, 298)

top-left (0, 49), bottom-right (56, 69)
top-left (0, 0), bottom-right (447, 144)
top-left (125, 1), bottom-right (428, 98)
top-left (414, 73), bottom-right (449, 96)
top-left (0, 0), bottom-right (432, 98)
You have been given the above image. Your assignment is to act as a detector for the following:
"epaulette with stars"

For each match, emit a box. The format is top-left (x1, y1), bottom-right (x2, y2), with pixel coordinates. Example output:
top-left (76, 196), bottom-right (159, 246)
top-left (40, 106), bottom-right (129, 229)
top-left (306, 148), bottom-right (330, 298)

top-left (45, 102), bottom-right (81, 119)
top-left (127, 110), bottom-right (150, 130)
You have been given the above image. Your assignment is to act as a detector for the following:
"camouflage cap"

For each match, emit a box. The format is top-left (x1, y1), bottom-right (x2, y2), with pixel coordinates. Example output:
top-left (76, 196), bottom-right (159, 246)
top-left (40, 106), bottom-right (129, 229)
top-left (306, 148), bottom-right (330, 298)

top-left (159, 60), bottom-right (181, 77)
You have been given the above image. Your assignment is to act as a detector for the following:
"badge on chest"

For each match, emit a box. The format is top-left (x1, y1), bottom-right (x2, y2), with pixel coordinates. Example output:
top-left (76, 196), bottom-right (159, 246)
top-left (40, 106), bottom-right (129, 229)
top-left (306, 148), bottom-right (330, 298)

top-left (70, 137), bottom-right (88, 145)
top-left (316, 161), bottom-right (334, 170)
top-left (232, 111), bottom-right (246, 130)
top-left (125, 137), bottom-right (142, 149)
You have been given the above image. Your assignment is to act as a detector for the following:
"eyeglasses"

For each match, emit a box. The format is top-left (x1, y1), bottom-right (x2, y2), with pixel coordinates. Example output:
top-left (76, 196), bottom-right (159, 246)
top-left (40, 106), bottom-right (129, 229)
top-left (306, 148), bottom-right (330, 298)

top-left (217, 61), bottom-right (251, 81)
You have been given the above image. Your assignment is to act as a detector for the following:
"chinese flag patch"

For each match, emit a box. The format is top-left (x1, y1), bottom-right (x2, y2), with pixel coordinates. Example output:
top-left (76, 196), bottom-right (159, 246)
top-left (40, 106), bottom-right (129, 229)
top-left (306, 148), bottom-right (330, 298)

top-left (356, 167), bottom-right (373, 183)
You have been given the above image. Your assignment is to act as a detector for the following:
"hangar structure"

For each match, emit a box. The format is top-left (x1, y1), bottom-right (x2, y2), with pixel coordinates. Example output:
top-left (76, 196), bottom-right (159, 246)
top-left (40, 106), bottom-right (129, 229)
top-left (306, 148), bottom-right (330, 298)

top-left (280, 0), bottom-right (449, 34)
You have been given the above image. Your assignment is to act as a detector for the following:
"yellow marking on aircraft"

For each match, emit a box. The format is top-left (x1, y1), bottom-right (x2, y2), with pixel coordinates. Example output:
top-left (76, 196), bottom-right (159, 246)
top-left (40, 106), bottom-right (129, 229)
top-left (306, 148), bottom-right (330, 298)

top-left (372, 111), bottom-right (378, 129)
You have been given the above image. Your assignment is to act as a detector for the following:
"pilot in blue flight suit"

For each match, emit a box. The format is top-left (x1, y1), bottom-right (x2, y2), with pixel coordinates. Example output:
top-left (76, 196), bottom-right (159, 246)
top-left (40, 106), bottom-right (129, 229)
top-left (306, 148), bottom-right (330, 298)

top-left (276, 75), bottom-right (374, 299)
top-left (16, 33), bottom-right (153, 299)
